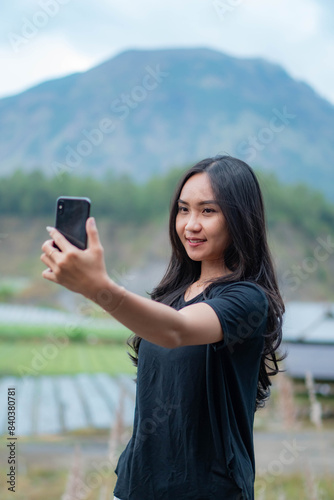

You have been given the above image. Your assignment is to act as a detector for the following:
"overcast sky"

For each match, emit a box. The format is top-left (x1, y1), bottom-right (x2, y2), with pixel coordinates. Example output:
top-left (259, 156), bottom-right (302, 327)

top-left (1, 0), bottom-right (334, 104)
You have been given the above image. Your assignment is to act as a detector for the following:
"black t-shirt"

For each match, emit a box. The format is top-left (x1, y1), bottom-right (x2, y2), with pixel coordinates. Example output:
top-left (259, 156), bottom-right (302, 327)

top-left (114, 281), bottom-right (268, 500)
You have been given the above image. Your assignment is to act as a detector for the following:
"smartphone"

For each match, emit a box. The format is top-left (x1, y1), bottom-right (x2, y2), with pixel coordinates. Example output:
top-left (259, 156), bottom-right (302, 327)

top-left (53, 196), bottom-right (91, 250)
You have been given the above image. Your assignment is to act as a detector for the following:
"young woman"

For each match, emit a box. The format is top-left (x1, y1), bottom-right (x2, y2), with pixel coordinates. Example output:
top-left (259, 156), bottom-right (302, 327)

top-left (41, 155), bottom-right (284, 500)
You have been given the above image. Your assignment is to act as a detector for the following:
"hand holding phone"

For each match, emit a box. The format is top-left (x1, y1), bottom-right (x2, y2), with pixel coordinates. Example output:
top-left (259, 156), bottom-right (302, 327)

top-left (54, 196), bottom-right (91, 250)
top-left (42, 197), bottom-right (112, 299)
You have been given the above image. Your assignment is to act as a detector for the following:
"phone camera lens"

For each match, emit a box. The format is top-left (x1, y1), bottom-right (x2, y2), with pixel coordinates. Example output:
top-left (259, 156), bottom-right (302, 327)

top-left (58, 201), bottom-right (64, 214)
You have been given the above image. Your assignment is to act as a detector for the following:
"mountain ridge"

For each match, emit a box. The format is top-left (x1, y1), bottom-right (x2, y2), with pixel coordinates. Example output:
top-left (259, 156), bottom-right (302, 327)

top-left (1, 47), bottom-right (333, 199)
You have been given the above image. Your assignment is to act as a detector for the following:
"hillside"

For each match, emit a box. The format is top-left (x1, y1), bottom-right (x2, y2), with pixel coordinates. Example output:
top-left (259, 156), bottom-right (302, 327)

top-left (0, 168), bottom-right (333, 307)
top-left (0, 48), bottom-right (334, 199)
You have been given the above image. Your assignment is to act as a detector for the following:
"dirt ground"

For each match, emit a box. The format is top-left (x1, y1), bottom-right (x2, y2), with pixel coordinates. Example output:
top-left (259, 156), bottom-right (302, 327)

top-left (1, 428), bottom-right (333, 476)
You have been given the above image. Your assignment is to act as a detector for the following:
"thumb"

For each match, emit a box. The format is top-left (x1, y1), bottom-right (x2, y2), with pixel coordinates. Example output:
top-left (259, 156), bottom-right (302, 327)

top-left (86, 217), bottom-right (101, 249)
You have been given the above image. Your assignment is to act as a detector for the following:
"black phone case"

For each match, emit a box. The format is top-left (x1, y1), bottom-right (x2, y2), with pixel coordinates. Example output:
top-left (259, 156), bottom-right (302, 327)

top-left (54, 196), bottom-right (91, 250)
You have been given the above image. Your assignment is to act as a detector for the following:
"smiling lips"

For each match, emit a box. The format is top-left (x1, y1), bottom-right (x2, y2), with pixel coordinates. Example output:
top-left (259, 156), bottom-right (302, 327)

top-left (186, 238), bottom-right (207, 247)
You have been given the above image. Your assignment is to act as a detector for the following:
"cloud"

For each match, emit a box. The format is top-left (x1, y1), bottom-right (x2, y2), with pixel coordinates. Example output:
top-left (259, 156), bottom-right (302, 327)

top-left (0, 0), bottom-right (333, 104)
top-left (205, 0), bottom-right (334, 101)
top-left (0, 35), bottom-right (94, 98)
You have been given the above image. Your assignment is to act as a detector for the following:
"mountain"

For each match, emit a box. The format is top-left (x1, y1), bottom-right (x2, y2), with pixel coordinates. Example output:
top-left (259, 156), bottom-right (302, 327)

top-left (1, 47), bottom-right (334, 199)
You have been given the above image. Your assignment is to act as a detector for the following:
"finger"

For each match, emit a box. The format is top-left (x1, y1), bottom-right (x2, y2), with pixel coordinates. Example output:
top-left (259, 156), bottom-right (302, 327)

top-left (86, 217), bottom-right (102, 249)
top-left (46, 226), bottom-right (75, 252)
top-left (42, 267), bottom-right (58, 283)
top-left (40, 251), bottom-right (59, 270)
top-left (41, 239), bottom-right (54, 254)
top-left (41, 239), bottom-right (61, 258)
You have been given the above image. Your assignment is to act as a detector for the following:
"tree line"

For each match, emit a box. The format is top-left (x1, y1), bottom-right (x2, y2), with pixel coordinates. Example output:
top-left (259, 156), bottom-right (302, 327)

top-left (0, 167), bottom-right (333, 237)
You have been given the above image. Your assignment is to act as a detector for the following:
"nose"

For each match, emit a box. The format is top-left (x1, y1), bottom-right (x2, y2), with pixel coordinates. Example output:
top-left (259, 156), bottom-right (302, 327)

top-left (185, 212), bottom-right (202, 233)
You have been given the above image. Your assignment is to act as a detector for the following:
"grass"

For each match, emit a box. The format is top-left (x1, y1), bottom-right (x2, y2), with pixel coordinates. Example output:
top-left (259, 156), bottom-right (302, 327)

top-left (0, 324), bottom-right (131, 343)
top-left (0, 466), bottom-right (69, 500)
top-left (0, 340), bottom-right (136, 376)
top-left (254, 473), bottom-right (334, 499)
top-left (0, 322), bottom-right (137, 376)
top-left (0, 466), bottom-right (333, 500)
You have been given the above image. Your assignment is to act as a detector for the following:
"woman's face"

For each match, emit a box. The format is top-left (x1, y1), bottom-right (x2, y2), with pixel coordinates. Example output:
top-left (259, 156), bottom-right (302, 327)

top-left (175, 172), bottom-right (231, 265)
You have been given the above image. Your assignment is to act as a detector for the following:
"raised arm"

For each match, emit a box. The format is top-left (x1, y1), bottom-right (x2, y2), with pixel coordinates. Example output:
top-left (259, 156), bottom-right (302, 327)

top-left (41, 218), bottom-right (223, 349)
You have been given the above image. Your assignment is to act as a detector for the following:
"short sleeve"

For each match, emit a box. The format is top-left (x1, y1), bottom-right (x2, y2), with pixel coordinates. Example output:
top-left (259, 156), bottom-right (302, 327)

top-left (204, 282), bottom-right (268, 351)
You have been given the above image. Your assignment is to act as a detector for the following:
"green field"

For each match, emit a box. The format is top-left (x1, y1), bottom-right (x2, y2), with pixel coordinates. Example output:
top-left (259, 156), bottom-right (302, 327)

top-left (0, 322), bottom-right (137, 376)
top-left (0, 340), bottom-right (136, 376)
top-left (0, 323), bottom-right (131, 343)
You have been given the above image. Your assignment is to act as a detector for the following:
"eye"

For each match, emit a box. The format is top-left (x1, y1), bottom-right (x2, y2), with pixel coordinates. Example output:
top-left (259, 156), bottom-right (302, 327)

top-left (177, 206), bottom-right (188, 212)
top-left (203, 208), bottom-right (216, 214)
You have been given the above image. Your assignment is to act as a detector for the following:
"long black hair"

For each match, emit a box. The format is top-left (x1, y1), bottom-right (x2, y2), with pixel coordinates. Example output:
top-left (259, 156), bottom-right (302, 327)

top-left (127, 155), bottom-right (285, 409)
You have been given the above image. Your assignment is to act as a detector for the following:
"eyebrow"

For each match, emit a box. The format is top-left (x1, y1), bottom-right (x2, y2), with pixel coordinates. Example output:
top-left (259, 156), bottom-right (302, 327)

top-left (177, 198), bottom-right (220, 206)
